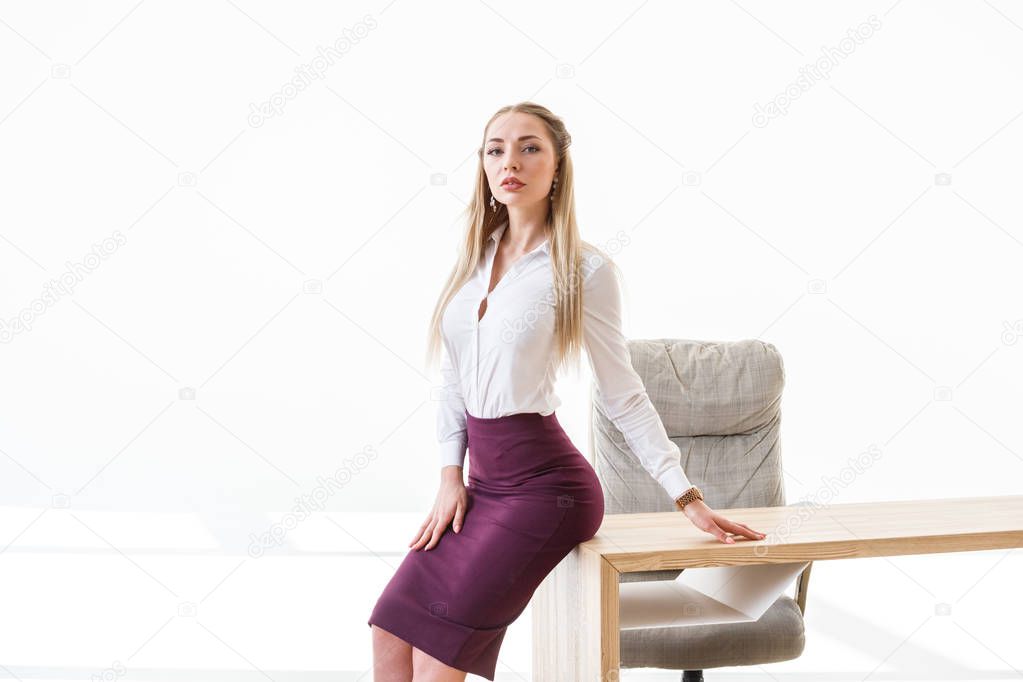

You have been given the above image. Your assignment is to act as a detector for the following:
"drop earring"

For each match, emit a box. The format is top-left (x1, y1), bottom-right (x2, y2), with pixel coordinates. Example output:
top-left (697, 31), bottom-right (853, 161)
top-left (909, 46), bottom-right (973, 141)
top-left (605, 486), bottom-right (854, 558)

top-left (490, 195), bottom-right (497, 212)
top-left (550, 173), bottom-right (559, 199)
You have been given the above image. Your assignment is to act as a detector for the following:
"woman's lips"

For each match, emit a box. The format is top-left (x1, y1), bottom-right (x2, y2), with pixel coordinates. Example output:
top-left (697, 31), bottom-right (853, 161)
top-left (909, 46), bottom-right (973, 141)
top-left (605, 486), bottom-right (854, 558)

top-left (502, 180), bottom-right (525, 191)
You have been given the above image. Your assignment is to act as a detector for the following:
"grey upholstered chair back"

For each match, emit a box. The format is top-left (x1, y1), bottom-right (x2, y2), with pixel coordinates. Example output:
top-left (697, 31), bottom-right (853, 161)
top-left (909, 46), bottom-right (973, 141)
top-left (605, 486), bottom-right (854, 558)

top-left (590, 338), bottom-right (787, 516)
top-left (590, 339), bottom-right (810, 672)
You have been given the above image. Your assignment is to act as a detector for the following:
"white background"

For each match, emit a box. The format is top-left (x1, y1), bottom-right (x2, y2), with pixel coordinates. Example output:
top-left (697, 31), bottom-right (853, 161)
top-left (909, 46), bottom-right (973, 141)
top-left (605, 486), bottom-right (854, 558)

top-left (1, 1), bottom-right (1021, 680)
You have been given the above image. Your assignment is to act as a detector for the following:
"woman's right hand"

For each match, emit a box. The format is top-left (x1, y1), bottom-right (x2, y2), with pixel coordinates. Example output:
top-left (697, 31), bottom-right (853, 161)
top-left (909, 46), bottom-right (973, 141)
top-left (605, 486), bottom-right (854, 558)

top-left (409, 465), bottom-right (468, 551)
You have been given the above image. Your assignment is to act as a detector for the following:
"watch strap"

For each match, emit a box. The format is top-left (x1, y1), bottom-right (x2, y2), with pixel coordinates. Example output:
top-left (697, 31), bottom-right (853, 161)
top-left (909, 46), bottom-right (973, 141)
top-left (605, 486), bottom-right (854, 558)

top-left (674, 485), bottom-right (703, 511)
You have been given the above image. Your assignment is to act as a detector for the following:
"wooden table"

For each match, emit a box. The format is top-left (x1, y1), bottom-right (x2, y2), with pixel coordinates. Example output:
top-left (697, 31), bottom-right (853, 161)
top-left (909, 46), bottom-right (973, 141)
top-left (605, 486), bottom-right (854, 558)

top-left (532, 495), bottom-right (1023, 681)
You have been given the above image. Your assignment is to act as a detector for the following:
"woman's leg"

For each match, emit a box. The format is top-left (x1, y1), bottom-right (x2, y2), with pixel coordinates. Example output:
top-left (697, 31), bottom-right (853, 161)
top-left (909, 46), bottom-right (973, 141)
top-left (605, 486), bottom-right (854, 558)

top-left (411, 647), bottom-right (467, 682)
top-left (370, 624), bottom-right (413, 681)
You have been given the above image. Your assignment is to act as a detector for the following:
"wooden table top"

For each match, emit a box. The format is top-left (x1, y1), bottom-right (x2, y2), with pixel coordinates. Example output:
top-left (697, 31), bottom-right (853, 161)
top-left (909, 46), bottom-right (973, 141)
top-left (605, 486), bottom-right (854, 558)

top-left (584, 494), bottom-right (1023, 572)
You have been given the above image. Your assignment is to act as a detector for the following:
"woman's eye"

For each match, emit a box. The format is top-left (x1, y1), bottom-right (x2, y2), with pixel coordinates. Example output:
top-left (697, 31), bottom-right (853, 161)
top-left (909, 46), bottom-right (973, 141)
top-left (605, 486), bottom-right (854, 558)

top-left (487, 145), bottom-right (539, 156)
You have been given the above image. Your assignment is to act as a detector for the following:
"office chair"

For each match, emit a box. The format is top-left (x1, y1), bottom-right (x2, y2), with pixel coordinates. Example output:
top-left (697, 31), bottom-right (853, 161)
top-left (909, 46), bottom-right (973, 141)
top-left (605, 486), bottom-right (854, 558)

top-left (588, 338), bottom-right (812, 681)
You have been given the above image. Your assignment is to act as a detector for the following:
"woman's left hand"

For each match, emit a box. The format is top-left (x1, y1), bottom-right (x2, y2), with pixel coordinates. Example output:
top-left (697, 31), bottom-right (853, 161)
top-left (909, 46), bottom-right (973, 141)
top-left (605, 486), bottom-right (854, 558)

top-left (681, 499), bottom-right (766, 544)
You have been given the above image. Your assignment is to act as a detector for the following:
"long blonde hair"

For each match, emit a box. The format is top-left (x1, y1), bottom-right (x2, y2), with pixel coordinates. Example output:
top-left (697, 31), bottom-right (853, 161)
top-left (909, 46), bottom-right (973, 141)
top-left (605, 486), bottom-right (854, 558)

top-left (425, 101), bottom-right (617, 376)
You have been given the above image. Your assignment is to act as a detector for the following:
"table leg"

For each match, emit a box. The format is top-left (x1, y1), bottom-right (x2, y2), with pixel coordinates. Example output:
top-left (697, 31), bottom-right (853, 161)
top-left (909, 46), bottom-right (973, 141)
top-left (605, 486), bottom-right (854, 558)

top-left (533, 545), bottom-right (620, 681)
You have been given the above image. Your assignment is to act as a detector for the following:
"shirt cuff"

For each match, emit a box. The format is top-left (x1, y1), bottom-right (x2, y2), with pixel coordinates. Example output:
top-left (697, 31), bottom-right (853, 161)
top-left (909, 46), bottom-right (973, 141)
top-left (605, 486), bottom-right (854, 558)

top-left (657, 464), bottom-right (693, 502)
top-left (439, 439), bottom-right (467, 468)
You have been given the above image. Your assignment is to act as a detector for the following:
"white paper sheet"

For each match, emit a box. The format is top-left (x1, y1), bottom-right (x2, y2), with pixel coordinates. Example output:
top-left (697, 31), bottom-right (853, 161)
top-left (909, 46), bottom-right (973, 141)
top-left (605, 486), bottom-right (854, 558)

top-left (619, 561), bottom-right (809, 629)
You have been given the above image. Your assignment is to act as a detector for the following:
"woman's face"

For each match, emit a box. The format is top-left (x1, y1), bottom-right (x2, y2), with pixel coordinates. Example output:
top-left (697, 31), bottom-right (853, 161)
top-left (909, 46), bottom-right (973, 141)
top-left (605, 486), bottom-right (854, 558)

top-left (483, 112), bottom-right (558, 210)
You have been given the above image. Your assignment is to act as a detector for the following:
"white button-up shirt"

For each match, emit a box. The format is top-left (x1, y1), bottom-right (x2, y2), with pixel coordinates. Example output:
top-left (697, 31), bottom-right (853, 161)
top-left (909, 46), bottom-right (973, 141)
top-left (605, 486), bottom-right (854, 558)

top-left (436, 220), bottom-right (692, 501)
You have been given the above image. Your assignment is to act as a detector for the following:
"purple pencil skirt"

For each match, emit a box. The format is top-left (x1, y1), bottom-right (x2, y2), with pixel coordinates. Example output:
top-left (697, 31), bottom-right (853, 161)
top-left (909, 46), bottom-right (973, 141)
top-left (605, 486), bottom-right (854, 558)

top-left (366, 409), bottom-right (605, 680)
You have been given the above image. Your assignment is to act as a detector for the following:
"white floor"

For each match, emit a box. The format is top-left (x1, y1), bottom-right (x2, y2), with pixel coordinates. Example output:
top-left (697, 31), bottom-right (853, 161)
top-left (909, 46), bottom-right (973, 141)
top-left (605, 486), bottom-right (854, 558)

top-left (1, 508), bottom-right (1020, 681)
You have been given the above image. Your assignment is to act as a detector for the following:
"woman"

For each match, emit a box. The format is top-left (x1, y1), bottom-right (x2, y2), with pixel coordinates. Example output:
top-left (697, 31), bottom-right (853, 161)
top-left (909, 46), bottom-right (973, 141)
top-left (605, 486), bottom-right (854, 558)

top-left (367, 102), bottom-right (766, 681)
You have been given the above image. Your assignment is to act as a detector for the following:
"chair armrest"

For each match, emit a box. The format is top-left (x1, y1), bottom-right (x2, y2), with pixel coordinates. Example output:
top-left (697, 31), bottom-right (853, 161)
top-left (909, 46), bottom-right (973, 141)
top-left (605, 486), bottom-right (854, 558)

top-left (795, 561), bottom-right (812, 615)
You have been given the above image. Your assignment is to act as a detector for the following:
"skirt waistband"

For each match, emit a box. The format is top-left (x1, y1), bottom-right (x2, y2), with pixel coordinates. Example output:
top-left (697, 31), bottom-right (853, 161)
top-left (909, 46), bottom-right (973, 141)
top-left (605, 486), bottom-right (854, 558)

top-left (464, 410), bottom-right (562, 437)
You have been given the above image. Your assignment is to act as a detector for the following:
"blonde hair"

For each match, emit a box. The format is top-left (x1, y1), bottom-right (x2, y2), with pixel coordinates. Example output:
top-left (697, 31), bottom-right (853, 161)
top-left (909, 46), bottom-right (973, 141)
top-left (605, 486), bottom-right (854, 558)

top-left (425, 101), bottom-right (618, 376)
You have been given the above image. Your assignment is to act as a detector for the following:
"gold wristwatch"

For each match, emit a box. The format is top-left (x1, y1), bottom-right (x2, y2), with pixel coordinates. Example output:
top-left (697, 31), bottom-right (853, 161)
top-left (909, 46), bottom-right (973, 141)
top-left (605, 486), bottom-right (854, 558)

top-left (674, 485), bottom-right (703, 511)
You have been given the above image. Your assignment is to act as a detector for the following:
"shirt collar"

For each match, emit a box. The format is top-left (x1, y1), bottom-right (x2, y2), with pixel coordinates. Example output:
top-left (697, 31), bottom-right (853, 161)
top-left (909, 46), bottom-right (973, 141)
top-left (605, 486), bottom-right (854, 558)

top-left (489, 220), bottom-right (551, 255)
